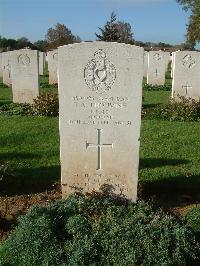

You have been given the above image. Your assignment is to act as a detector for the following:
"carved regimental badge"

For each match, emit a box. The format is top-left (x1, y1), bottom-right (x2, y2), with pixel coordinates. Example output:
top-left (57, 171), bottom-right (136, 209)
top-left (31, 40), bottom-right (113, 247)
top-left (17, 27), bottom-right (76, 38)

top-left (182, 54), bottom-right (196, 69)
top-left (18, 54), bottom-right (31, 66)
top-left (53, 52), bottom-right (58, 61)
top-left (153, 53), bottom-right (162, 61)
top-left (84, 49), bottom-right (116, 94)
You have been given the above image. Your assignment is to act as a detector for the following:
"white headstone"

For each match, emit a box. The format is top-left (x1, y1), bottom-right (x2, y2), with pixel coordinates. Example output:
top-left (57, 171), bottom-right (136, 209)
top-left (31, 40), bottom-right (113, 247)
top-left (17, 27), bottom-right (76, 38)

top-left (147, 51), bottom-right (166, 86)
top-left (47, 50), bottom-right (58, 84)
top-left (11, 49), bottom-right (39, 103)
top-left (172, 51), bottom-right (200, 101)
top-left (39, 52), bottom-right (45, 75)
top-left (143, 51), bottom-right (148, 78)
top-left (58, 42), bottom-right (144, 202)
top-left (0, 53), bottom-right (3, 78)
top-left (2, 52), bottom-right (12, 86)
top-left (164, 52), bottom-right (170, 71)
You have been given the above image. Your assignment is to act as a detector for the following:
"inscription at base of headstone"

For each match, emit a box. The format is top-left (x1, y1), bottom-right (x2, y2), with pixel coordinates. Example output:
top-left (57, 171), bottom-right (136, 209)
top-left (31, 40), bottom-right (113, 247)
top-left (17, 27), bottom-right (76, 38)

top-left (172, 51), bottom-right (200, 101)
top-left (11, 49), bottom-right (39, 104)
top-left (58, 42), bottom-right (143, 202)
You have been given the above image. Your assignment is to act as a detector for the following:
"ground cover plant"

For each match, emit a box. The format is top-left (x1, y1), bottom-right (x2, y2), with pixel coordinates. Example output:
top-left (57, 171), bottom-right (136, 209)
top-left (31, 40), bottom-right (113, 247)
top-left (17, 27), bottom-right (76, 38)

top-left (143, 96), bottom-right (200, 122)
top-left (185, 206), bottom-right (200, 240)
top-left (0, 193), bottom-right (199, 266)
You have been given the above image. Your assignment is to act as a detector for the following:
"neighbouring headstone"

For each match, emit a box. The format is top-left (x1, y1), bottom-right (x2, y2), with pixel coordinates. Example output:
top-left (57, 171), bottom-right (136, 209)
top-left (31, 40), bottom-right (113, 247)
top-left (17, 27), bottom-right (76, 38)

top-left (0, 53), bottom-right (3, 78)
top-left (147, 51), bottom-right (166, 86)
top-left (47, 49), bottom-right (58, 84)
top-left (171, 52), bottom-right (176, 78)
top-left (164, 52), bottom-right (171, 71)
top-left (143, 51), bottom-right (148, 78)
top-left (11, 49), bottom-right (39, 103)
top-left (2, 51), bottom-right (12, 86)
top-left (58, 42), bottom-right (144, 202)
top-left (39, 51), bottom-right (45, 75)
top-left (172, 51), bottom-right (200, 101)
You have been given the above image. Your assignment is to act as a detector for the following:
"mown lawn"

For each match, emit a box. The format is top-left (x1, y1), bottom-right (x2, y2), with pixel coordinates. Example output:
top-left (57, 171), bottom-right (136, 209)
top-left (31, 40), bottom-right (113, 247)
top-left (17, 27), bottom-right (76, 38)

top-left (0, 75), bottom-right (199, 200)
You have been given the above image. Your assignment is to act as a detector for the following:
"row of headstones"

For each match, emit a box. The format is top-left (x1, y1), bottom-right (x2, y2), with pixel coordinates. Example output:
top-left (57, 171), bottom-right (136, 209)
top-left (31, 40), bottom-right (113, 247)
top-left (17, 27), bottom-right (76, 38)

top-left (144, 50), bottom-right (200, 100)
top-left (0, 49), bottom-right (58, 103)
top-left (1, 47), bottom-right (200, 104)
top-left (0, 43), bottom-right (200, 201)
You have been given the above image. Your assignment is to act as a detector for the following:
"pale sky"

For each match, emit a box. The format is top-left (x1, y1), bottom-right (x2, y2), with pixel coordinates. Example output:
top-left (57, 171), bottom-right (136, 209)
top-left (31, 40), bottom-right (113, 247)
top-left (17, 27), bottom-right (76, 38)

top-left (0, 0), bottom-right (191, 45)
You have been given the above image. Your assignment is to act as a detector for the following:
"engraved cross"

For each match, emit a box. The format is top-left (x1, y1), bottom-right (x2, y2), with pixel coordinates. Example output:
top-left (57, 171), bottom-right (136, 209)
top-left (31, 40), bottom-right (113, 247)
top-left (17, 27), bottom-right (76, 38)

top-left (154, 69), bottom-right (159, 77)
top-left (86, 129), bottom-right (113, 170)
top-left (182, 83), bottom-right (192, 96)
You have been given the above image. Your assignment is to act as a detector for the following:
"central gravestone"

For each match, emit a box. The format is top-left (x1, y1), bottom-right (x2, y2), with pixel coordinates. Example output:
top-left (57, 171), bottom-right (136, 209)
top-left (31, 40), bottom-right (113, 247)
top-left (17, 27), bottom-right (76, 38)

top-left (58, 42), bottom-right (143, 201)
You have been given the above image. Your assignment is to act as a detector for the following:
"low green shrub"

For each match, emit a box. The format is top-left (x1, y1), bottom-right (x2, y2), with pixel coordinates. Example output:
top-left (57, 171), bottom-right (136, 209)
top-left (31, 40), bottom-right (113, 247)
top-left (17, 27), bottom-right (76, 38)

top-left (143, 83), bottom-right (171, 91)
top-left (0, 193), bottom-right (199, 265)
top-left (185, 206), bottom-right (200, 240)
top-left (0, 103), bottom-right (31, 116)
top-left (0, 93), bottom-right (59, 117)
top-left (144, 96), bottom-right (200, 121)
top-left (30, 92), bottom-right (59, 117)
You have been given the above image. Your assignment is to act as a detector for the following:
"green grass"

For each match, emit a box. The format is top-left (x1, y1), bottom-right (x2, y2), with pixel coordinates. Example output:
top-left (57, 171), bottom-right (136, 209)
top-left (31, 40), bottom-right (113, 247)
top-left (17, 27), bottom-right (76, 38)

top-left (0, 72), bottom-right (199, 199)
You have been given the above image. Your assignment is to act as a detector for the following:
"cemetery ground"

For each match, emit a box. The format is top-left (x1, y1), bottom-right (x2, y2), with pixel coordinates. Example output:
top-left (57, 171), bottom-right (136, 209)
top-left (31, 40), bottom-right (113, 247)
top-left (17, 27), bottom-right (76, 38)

top-left (0, 70), bottom-right (200, 243)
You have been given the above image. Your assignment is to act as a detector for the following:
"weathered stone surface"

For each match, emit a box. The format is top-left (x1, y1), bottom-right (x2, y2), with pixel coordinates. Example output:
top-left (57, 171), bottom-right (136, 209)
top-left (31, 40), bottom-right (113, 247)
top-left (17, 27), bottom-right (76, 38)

top-left (172, 51), bottom-right (200, 101)
top-left (0, 53), bottom-right (3, 78)
top-left (11, 49), bottom-right (39, 103)
top-left (39, 51), bottom-right (45, 75)
top-left (147, 51), bottom-right (166, 86)
top-left (2, 51), bottom-right (12, 86)
top-left (47, 50), bottom-right (58, 84)
top-left (58, 42), bottom-right (144, 201)
top-left (164, 52), bottom-right (170, 70)
top-left (143, 51), bottom-right (148, 78)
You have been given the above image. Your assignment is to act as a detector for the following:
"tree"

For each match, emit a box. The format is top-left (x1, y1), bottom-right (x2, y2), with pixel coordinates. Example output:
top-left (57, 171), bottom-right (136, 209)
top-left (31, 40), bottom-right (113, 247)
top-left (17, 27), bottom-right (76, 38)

top-left (96, 12), bottom-right (134, 44)
top-left (177, 0), bottom-right (200, 47)
top-left (16, 37), bottom-right (30, 49)
top-left (34, 40), bottom-right (48, 51)
top-left (45, 23), bottom-right (81, 50)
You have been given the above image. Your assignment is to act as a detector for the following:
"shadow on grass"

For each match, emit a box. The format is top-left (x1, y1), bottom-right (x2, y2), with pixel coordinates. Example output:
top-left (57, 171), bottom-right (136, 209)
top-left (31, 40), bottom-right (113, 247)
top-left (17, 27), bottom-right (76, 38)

top-left (0, 165), bottom-right (60, 196)
top-left (0, 100), bottom-right (12, 106)
top-left (0, 152), bottom-right (41, 160)
top-left (140, 174), bottom-right (200, 200)
top-left (139, 158), bottom-right (189, 169)
top-left (142, 103), bottom-right (161, 110)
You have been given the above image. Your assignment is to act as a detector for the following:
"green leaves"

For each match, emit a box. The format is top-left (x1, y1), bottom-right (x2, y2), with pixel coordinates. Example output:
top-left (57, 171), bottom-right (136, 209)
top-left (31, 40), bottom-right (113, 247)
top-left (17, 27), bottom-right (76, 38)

top-left (0, 194), bottom-right (199, 265)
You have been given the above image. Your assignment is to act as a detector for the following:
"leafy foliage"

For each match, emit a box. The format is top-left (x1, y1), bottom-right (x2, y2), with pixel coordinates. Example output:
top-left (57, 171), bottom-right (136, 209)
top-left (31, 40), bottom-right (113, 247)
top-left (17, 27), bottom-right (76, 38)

top-left (177, 0), bottom-right (200, 47)
top-left (0, 103), bottom-right (31, 116)
top-left (143, 83), bottom-right (171, 91)
top-left (0, 193), bottom-right (199, 265)
top-left (0, 35), bottom-right (36, 52)
top-left (45, 23), bottom-right (81, 50)
top-left (31, 93), bottom-right (59, 117)
top-left (96, 11), bottom-right (134, 43)
top-left (0, 93), bottom-right (58, 117)
top-left (144, 96), bottom-right (200, 121)
top-left (185, 206), bottom-right (200, 239)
